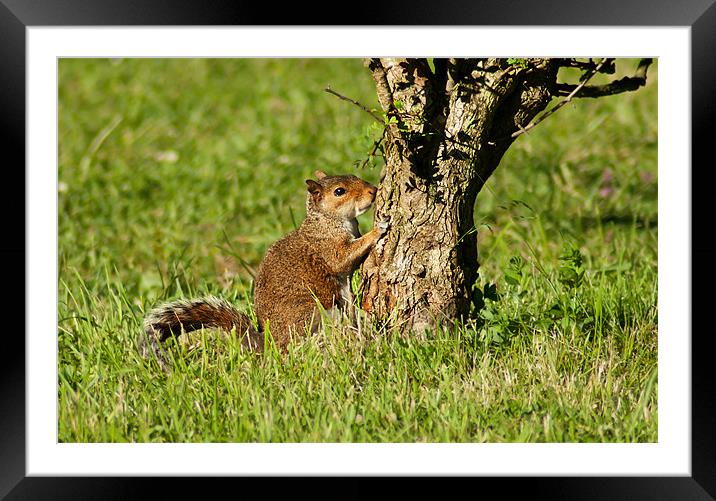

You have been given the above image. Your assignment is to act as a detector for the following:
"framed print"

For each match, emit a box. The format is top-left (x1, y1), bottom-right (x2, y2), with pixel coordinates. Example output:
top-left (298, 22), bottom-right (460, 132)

top-left (5, 0), bottom-right (715, 498)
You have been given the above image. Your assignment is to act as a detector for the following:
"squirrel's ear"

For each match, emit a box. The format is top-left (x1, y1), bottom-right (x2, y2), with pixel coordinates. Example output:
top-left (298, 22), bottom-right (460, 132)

top-left (306, 179), bottom-right (323, 202)
top-left (314, 170), bottom-right (328, 180)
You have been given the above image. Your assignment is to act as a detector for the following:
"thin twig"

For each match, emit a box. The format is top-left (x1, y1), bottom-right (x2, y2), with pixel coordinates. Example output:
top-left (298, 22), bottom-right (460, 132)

top-left (324, 86), bottom-right (383, 124)
top-left (324, 84), bottom-right (389, 169)
top-left (510, 58), bottom-right (607, 139)
top-left (360, 133), bottom-right (385, 169)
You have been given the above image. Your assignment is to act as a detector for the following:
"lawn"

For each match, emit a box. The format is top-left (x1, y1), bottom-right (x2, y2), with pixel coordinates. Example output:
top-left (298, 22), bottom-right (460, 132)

top-left (58, 58), bottom-right (658, 442)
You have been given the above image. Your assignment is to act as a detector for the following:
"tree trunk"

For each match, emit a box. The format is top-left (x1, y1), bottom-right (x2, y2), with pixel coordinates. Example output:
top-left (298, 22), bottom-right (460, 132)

top-left (360, 58), bottom-right (559, 332)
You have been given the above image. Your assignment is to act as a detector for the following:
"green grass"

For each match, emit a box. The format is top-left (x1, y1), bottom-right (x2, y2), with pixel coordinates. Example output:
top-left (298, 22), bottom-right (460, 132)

top-left (58, 58), bottom-right (658, 442)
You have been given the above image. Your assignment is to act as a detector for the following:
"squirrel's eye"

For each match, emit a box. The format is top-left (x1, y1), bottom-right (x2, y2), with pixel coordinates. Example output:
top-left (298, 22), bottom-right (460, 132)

top-left (334, 188), bottom-right (346, 196)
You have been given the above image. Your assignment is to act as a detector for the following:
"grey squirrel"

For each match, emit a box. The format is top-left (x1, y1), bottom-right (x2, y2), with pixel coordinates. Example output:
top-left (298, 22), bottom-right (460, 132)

top-left (141, 170), bottom-right (389, 368)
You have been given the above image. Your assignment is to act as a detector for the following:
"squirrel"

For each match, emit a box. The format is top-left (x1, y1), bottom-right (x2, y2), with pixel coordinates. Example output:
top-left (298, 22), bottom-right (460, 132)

top-left (141, 170), bottom-right (389, 368)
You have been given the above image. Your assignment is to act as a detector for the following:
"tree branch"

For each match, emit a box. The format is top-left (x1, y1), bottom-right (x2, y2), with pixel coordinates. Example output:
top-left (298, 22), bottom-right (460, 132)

top-left (557, 58), bottom-right (616, 74)
top-left (509, 58), bottom-right (607, 139)
top-left (324, 86), bottom-right (383, 124)
top-left (554, 58), bottom-right (653, 98)
top-left (364, 58), bottom-right (394, 113)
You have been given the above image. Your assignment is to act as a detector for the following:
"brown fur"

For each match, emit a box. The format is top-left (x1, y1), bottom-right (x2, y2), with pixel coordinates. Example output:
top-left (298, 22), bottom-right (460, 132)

top-left (142, 171), bottom-right (388, 367)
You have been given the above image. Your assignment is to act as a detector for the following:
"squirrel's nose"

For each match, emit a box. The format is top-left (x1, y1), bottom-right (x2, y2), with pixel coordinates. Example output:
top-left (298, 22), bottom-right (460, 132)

top-left (367, 186), bottom-right (377, 198)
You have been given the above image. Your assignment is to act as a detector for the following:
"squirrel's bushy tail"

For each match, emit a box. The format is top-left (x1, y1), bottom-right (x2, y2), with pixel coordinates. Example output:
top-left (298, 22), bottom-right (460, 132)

top-left (141, 296), bottom-right (263, 368)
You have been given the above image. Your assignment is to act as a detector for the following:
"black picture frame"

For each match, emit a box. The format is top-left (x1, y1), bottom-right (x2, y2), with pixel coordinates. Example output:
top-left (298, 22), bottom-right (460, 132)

top-left (4, 1), bottom-right (714, 499)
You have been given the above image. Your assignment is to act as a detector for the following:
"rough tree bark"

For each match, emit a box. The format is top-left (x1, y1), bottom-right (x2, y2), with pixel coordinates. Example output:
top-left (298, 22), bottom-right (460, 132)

top-left (357, 57), bottom-right (651, 332)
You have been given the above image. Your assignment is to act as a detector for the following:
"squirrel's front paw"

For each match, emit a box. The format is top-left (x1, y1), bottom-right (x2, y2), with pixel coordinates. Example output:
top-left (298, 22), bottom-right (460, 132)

top-left (375, 217), bottom-right (391, 236)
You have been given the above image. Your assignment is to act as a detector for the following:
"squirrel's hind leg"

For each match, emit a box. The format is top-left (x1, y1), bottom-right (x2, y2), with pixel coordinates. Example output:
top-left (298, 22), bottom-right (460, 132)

top-left (261, 305), bottom-right (323, 350)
